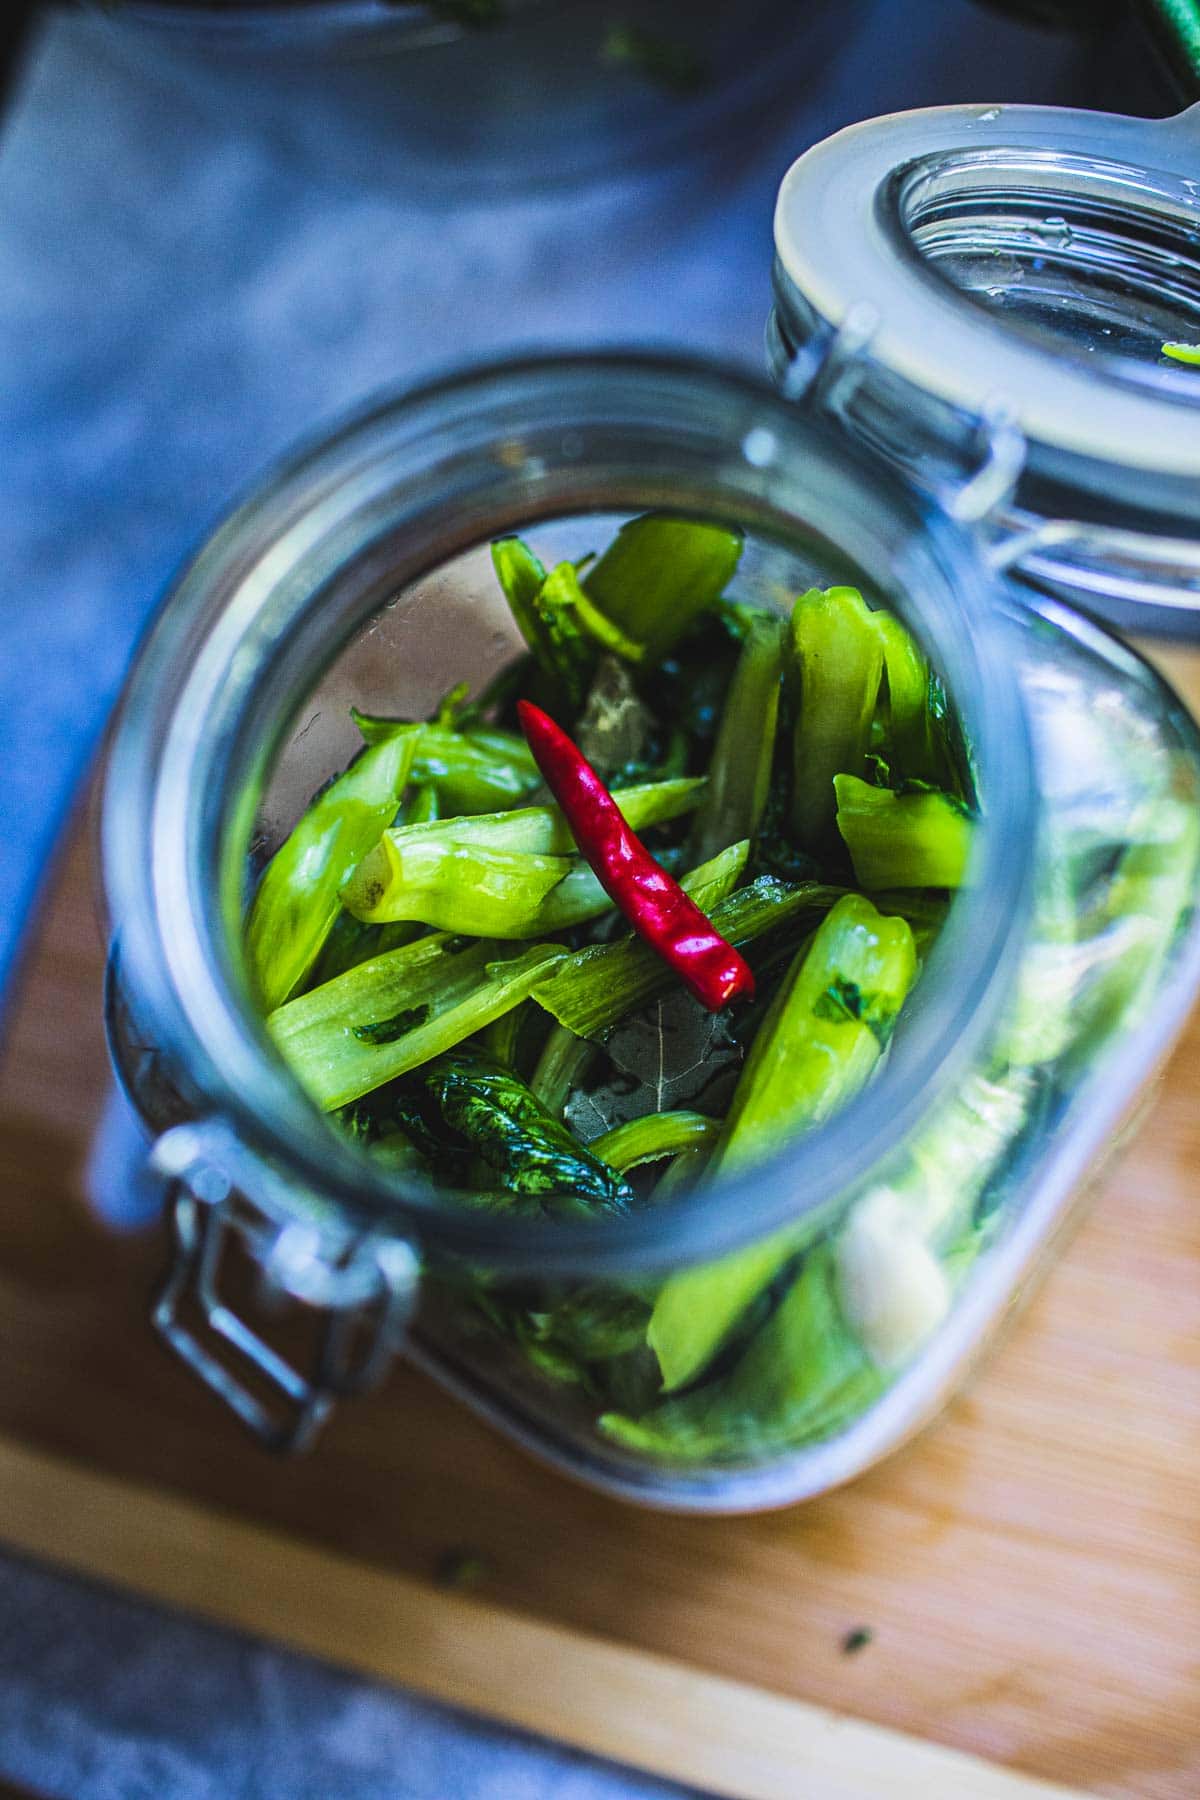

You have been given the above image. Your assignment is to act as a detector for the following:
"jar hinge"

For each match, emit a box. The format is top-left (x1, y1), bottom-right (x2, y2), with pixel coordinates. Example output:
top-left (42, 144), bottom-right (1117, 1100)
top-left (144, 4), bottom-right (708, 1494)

top-left (778, 307), bottom-right (1026, 527)
top-left (778, 299), bottom-right (882, 416)
top-left (150, 1121), bottom-right (420, 1452)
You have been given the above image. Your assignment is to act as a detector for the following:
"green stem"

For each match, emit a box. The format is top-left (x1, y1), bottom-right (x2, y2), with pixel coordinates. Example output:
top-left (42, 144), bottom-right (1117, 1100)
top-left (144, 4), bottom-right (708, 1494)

top-left (529, 1021), bottom-right (595, 1117)
top-left (353, 709), bottom-right (540, 815)
top-left (687, 611), bottom-right (783, 866)
top-left (479, 1001), bottom-right (527, 1069)
top-left (581, 513), bottom-right (743, 663)
top-left (590, 1111), bottom-right (720, 1173)
top-left (342, 778), bottom-right (705, 933)
top-left (268, 936), bottom-right (565, 1111)
top-left (650, 1147), bottom-right (711, 1204)
top-left (787, 587), bottom-right (884, 850)
top-left (546, 561), bottom-right (647, 663)
top-left (646, 896), bottom-right (918, 1393)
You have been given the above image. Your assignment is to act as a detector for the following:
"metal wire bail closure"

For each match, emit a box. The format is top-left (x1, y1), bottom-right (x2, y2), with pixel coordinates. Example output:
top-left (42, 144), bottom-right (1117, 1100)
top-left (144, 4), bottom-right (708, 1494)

top-left (151, 1121), bottom-right (420, 1451)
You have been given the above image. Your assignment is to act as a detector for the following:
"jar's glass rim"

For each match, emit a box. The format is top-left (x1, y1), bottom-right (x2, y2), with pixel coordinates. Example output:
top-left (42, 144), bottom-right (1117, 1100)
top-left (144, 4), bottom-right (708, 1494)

top-left (102, 349), bottom-right (1036, 1277)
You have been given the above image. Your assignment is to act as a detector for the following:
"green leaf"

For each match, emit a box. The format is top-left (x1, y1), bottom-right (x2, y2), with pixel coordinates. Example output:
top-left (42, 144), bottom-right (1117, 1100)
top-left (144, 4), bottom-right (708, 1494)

top-left (403, 1052), bottom-right (631, 1214)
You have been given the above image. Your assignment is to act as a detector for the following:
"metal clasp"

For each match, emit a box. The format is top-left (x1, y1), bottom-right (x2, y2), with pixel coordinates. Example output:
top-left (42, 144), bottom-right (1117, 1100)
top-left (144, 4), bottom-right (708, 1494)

top-left (779, 300), bottom-right (882, 414)
top-left (946, 399), bottom-right (1026, 526)
top-left (150, 1122), bottom-right (419, 1452)
top-left (780, 305), bottom-right (1026, 528)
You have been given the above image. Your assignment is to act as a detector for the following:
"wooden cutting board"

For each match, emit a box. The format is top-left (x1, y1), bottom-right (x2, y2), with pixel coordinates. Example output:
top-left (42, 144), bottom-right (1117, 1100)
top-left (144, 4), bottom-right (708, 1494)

top-left (0, 649), bottom-right (1197, 1800)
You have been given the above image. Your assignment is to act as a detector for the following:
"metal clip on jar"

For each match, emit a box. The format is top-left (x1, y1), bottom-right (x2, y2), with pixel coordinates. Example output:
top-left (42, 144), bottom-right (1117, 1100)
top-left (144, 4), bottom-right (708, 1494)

top-left (103, 105), bottom-right (1200, 1512)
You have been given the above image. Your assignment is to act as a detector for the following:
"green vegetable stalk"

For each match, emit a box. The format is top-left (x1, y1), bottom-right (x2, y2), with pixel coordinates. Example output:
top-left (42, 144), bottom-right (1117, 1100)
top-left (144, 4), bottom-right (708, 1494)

top-left (542, 561), bottom-right (648, 664)
top-left (530, 848), bottom-right (839, 1044)
top-left (590, 1111), bottom-right (720, 1174)
top-left (308, 911), bottom-right (424, 990)
top-left (871, 610), bottom-right (958, 791)
top-left (490, 536), bottom-right (551, 674)
top-left (340, 777), bottom-right (705, 928)
top-left (308, 784), bottom-right (439, 987)
top-left (268, 933), bottom-right (565, 1110)
top-left (348, 841), bottom-right (588, 939)
top-left (514, 559), bottom-right (601, 712)
top-left (787, 586), bottom-right (884, 849)
top-left (646, 895), bottom-right (918, 1393)
top-left (581, 512), bottom-right (743, 663)
top-left (834, 775), bottom-right (974, 889)
top-left (529, 1021), bottom-right (595, 1118)
top-left (490, 539), bottom-right (646, 712)
top-left (246, 726), bottom-right (421, 1012)
top-left (1069, 800), bottom-right (1200, 1044)
top-left (603, 1245), bottom-right (883, 1462)
top-left (716, 895), bottom-right (918, 1174)
top-left (409, 725), bottom-right (539, 815)
top-left (687, 611), bottom-right (784, 866)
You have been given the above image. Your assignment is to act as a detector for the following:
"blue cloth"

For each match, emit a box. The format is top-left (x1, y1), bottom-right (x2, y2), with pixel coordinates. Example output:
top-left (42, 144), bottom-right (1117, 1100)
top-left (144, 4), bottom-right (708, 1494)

top-left (0, 5), bottom-right (1168, 1797)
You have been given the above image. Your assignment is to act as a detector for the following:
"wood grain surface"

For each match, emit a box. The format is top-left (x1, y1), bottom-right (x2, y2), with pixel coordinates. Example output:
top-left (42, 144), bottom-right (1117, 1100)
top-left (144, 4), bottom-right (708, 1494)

top-left (0, 649), bottom-right (1196, 1800)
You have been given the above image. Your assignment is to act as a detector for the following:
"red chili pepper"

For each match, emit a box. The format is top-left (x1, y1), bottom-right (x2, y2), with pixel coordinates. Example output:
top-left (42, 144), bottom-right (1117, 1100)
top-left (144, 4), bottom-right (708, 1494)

top-left (516, 699), bottom-right (755, 1013)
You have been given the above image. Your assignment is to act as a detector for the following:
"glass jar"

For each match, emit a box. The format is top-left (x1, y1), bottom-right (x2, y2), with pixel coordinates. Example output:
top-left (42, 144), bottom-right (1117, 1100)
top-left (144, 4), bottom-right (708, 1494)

top-left (89, 0), bottom-right (857, 194)
top-left (100, 345), bottom-right (1200, 1510)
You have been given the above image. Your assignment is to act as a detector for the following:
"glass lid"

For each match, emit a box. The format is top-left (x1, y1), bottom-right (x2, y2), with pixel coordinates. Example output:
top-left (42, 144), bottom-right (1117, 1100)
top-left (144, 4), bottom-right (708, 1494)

top-left (772, 101), bottom-right (1200, 635)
